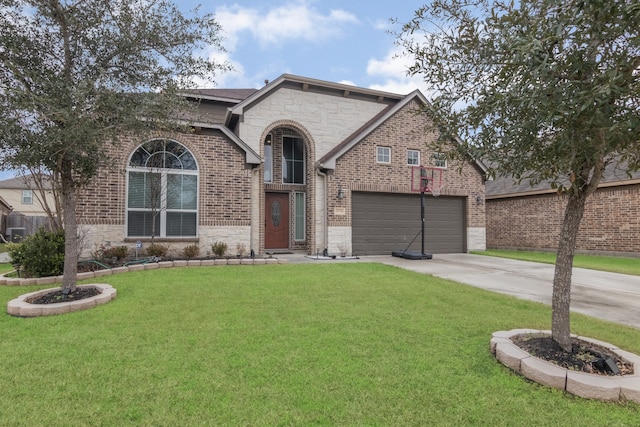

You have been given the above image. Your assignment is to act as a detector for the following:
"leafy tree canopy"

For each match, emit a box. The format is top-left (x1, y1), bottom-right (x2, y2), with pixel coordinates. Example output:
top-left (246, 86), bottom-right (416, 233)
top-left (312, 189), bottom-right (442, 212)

top-left (397, 0), bottom-right (639, 351)
top-left (0, 0), bottom-right (229, 292)
top-left (397, 0), bottom-right (639, 193)
top-left (0, 0), bottom-right (229, 183)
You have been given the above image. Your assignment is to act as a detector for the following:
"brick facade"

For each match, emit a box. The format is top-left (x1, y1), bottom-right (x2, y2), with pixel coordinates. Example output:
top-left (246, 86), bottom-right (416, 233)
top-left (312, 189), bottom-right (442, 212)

top-left (74, 75), bottom-right (488, 258)
top-left (330, 99), bottom-right (486, 250)
top-left (77, 129), bottom-right (252, 256)
top-left (486, 184), bottom-right (640, 255)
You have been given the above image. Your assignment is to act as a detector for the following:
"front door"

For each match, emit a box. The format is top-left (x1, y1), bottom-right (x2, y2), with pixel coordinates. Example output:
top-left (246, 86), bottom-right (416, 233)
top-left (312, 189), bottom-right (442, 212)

top-left (265, 193), bottom-right (289, 249)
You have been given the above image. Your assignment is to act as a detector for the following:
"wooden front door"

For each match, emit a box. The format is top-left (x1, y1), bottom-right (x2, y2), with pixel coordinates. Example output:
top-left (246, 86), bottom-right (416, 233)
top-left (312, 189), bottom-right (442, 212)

top-left (265, 193), bottom-right (289, 249)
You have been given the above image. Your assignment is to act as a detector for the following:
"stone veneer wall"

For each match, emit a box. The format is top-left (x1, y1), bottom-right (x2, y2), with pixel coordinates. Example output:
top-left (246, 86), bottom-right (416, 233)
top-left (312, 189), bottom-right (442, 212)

top-left (486, 183), bottom-right (640, 255)
top-left (328, 99), bottom-right (487, 253)
top-left (76, 130), bottom-right (253, 257)
top-left (239, 87), bottom-right (389, 158)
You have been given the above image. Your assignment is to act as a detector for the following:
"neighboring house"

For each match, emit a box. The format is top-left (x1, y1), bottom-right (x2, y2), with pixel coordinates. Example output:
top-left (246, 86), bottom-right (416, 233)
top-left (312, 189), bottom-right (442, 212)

top-left (0, 175), bottom-right (56, 240)
top-left (0, 195), bottom-right (11, 239)
top-left (486, 164), bottom-right (640, 256)
top-left (77, 74), bottom-right (488, 258)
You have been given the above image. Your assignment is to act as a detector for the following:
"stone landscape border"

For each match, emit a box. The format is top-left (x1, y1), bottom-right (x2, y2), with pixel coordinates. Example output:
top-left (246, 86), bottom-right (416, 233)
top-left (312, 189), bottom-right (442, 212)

top-left (491, 329), bottom-right (640, 403)
top-left (0, 257), bottom-right (289, 287)
top-left (7, 284), bottom-right (116, 317)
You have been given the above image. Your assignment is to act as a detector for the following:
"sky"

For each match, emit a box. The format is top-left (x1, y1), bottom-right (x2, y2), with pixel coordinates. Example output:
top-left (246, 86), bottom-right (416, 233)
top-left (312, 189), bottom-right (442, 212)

top-left (191, 0), bottom-right (429, 93)
top-left (0, 0), bottom-right (428, 181)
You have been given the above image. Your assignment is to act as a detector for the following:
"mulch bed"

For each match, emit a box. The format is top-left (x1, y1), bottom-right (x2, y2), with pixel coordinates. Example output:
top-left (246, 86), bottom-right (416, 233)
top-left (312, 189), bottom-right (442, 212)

top-left (512, 335), bottom-right (634, 376)
top-left (26, 287), bottom-right (101, 305)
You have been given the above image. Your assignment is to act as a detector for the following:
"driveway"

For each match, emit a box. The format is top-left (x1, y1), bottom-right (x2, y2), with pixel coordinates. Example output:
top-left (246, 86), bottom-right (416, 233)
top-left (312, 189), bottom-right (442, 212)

top-left (374, 253), bottom-right (640, 330)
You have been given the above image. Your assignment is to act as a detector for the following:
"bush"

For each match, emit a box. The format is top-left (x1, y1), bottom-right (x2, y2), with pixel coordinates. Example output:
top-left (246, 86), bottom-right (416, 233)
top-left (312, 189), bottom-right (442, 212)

top-left (211, 241), bottom-right (227, 258)
top-left (8, 229), bottom-right (65, 278)
top-left (6, 242), bottom-right (25, 266)
top-left (183, 244), bottom-right (200, 259)
top-left (145, 243), bottom-right (169, 258)
top-left (93, 244), bottom-right (129, 262)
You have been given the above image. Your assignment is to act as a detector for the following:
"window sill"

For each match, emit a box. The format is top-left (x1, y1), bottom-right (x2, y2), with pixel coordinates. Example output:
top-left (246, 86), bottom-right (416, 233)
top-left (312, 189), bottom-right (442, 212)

top-left (124, 237), bottom-right (199, 243)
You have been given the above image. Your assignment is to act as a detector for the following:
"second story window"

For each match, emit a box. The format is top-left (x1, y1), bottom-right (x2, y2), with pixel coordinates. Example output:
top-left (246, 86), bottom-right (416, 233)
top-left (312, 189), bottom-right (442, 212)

top-left (377, 146), bottom-right (391, 164)
top-left (407, 150), bottom-right (420, 166)
top-left (282, 136), bottom-right (305, 184)
top-left (22, 189), bottom-right (33, 204)
top-left (264, 134), bottom-right (273, 183)
top-left (433, 152), bottom-right (447, 169)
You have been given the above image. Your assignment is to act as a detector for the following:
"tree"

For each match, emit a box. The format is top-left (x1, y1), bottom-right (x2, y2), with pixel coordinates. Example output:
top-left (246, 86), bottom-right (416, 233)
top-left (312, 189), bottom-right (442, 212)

top-left (19, 167), bottom-right (63, 231)
top-left (0, 0), bottom-right (229, 292)
top-left (397, 0), bottom-right (640, 351)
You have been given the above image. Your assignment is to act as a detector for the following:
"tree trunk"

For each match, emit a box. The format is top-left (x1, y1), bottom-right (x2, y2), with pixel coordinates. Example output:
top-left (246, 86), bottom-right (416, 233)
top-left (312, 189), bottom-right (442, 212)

top-left (60, 168), bottom-right (78, 293)
top-left (551, 190), bottom-right (588, 352)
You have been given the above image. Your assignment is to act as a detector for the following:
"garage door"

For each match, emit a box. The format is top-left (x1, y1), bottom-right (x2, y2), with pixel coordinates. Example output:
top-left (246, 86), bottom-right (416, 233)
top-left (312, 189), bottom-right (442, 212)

top-left (352, 192), bottom-right (466, 255)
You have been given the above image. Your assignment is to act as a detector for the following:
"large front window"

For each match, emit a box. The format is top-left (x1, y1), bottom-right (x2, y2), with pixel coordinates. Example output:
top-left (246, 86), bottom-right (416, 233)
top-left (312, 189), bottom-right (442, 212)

top-left (282, 136), bottom-right (305, 184)
top-left (127, 139), bottom-right (198, 238)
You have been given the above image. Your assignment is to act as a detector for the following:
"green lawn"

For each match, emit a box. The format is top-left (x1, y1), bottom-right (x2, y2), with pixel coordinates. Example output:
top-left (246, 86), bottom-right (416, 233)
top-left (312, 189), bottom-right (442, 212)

top-left (0, 263), bottom-right (14, 274)
top-left (1, 264), bottom-right (639, 426)
top-left (475, 249), bottom-right (640, 276)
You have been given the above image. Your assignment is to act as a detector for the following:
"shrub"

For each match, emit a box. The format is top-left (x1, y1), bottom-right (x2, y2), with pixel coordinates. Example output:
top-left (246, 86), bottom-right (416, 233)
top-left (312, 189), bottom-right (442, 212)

top-left (145, 243), bottom-right (169, 258)
top-left (211, 241), bottom-right (227, 258)
top-left (8, 229), bottom-right (65, 278)
top-left (6, 242), bottom-right (25, 267)
top-left (183, 244), bottom-right (200, 259)
top-left (236, 243), bottom-right (247, 258)
top-left (93, 244), bottom-right (129, 262)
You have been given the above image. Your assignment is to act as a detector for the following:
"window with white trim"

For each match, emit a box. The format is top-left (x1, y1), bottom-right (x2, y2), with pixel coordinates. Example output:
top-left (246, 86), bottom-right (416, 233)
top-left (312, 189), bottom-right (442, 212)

top-left (433, 152), bottom-right (447, 168)
top-left (376, 146), bottom-right (391, 164)
top-left (407, 150), bottom-right (420, 166)
top-left (127, 139), bottom-right (198, 238)
top-left (21, 189), bottom-right (33, 204)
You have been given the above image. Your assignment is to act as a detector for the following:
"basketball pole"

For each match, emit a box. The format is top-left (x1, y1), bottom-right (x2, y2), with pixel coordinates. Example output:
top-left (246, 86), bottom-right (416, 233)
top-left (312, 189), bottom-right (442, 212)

top-left (421, 188), bottom-right (425, 258)
top-left (392, 166), bottom-right (433, 260)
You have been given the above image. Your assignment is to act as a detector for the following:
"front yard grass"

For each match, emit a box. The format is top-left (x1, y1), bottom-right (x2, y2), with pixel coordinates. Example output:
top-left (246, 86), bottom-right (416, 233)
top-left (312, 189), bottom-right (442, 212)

top-left (1, 263), bottom-right (639, 426)
top-left (0, 263), bottom-right (14, 274)
top-left (475, 249), bottom-right (640, 276)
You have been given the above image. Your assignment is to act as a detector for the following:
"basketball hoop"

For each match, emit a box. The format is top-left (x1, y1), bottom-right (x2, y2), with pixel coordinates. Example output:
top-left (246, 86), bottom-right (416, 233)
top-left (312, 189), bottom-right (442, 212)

top-left (411, 166), bottom-right (445, 195)
top-left (431, 183), bottom-right (445, 197)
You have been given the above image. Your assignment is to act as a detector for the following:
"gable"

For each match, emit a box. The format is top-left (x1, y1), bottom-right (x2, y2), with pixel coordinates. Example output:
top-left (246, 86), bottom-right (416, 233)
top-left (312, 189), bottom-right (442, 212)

top-left (226, 74), bottom-right (405, 157)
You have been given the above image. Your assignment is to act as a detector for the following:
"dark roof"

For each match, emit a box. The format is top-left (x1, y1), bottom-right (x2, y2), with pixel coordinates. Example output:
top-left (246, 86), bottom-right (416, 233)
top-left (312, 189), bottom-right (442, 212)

top-left (486, 162), bottom-right (640, 198)
top-left (181, 88), bottom-right (259, 102)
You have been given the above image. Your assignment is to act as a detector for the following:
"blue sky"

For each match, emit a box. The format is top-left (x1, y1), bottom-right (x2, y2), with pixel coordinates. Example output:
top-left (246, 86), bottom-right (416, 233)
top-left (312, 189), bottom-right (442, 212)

top-left (0, 0), bottom-right (427, 181)
top-left (190, 0), bottom-right (429, 93)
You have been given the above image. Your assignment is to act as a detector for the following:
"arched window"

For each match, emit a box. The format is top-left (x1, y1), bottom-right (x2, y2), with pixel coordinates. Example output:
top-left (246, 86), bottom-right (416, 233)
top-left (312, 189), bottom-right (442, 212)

top-left (127, 139), bottom-right (198, 238)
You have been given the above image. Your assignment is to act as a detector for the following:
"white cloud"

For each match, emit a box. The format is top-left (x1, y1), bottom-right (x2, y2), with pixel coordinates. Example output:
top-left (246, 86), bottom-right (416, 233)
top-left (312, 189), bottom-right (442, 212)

top-left (215, 1), bottom-right (359, 48)
top-left (372, 18), bottom-right (393, 32)
top-left (207, 1), bottom-right (360, 88)
top-left (365, 46), bottom-right (435, 96)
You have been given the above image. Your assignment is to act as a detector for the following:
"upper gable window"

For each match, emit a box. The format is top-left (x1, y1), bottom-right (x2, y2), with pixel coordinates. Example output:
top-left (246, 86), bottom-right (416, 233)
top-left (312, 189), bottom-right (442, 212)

top-left (127, 139), bottom-right (198, 238)
top-left (433, 152), bottom-right (447, 169)
top-left (377, 146), bottom-right (391, 164)
top-left (407, 150), bottom-right (420, 166)
top-left (283, 137), bottom-right (305, 184)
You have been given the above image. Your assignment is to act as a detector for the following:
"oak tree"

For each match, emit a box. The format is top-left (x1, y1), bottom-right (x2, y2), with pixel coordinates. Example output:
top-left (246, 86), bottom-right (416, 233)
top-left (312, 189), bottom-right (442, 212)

top-left (0, 0), bottom-right (229, 292)
top-left (397, 0), bottom-right (639, 350)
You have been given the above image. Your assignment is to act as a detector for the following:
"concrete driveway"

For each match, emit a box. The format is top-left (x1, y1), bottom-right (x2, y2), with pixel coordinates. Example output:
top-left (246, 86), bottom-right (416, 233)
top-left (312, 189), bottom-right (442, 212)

top-left (374, 253), bottom-right (640, 330)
